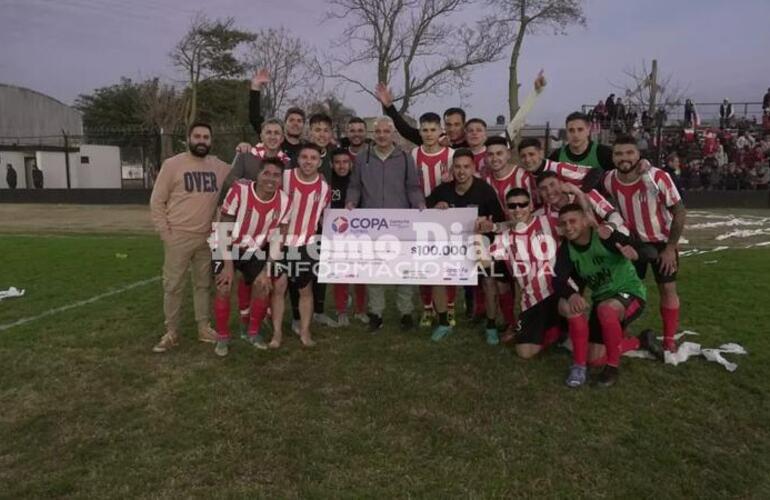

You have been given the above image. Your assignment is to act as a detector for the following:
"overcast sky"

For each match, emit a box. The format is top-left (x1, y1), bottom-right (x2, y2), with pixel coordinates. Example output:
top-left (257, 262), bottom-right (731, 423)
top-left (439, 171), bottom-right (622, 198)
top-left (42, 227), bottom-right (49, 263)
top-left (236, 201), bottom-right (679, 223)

top-left (2, 0), bottom-right (769, 125)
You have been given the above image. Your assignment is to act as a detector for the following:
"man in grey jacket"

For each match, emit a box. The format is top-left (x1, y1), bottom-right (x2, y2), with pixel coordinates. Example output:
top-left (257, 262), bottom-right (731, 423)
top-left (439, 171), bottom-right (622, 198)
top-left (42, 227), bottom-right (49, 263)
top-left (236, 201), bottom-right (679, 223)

top-left (346, 116), bottom-right (425, 332)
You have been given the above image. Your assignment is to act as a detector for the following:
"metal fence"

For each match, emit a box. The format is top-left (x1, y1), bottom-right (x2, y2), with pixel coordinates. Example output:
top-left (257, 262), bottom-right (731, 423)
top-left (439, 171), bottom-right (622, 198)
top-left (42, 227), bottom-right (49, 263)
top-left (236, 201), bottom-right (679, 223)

top-left (581, 101), bottom-right (765, 126)
top-left (1, 124), bottom-right (554, 190)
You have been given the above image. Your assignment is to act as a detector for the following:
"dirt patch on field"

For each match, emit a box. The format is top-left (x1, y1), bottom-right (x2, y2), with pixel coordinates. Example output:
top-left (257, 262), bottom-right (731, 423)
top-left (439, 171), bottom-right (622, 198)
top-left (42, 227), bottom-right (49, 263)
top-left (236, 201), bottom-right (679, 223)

top-left (0, 204), bottom-right (155, 235)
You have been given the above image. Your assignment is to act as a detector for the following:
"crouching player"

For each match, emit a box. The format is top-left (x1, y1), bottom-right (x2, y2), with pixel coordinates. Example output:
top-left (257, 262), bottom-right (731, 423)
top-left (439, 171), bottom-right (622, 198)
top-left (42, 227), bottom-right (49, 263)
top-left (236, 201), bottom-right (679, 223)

top-left (211, 158), bottom-right (291, 356)
top-left (481, 189), bottom-right (582, 365)
top-left (554, 204), bottom-right (663, 388)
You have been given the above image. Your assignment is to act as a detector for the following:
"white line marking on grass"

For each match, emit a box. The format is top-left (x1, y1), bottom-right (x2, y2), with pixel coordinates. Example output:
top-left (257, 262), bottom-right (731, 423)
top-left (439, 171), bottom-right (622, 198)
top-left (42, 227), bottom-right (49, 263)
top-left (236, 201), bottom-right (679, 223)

top-left (716, 228), bottom-right (770, 241)
top-left (687, 217), bottom-right (770, 229)
top-left (0, 276), bottom-right (160, 332)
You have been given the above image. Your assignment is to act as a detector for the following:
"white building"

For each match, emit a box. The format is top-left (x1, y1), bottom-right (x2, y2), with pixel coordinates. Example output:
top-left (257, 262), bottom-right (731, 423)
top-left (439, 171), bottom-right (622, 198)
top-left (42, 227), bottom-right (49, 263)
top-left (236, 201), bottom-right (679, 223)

top-left (0, 84), bottom-right (123, 189)
top-left (1, 145), bottom-right (122, 189)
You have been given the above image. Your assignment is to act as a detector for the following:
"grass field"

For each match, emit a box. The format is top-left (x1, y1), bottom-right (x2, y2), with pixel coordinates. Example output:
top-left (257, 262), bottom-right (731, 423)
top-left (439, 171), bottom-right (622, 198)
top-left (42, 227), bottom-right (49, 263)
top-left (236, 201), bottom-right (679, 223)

top-left (1, 205), bottom-right (770, 498)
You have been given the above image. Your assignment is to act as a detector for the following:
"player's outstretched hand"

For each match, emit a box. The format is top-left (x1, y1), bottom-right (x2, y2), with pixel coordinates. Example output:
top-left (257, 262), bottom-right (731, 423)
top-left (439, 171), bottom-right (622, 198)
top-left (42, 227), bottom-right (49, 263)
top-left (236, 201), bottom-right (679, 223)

top-left (345, 201), bottom-right (356, 211)
top-left (616, 243), bottom-right (639, 261)
top-left (375, 83), bottom-right (393, 107)
top-left (534, 69), bottom-right (547, 92)
top-left (251, 68), bottom-right (270, 91)
top-left (658, 244), bottom-right (678, 276)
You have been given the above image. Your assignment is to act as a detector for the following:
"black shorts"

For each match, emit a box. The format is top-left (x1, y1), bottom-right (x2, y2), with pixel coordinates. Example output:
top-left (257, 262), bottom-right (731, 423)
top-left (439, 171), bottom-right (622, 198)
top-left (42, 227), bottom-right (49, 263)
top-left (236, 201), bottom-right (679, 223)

top-left (634, 242), bottom-right (678, 283)
top-left (588, 294), bottom-right (646, 343)
top-left (514, 295), bottom-right (563, 345)
top-left (279, 245), bottom-right (318, 290)
top-left (492, 259), bottom-right (514, 284)
top-left (212, 253), bottom-right (267, 285)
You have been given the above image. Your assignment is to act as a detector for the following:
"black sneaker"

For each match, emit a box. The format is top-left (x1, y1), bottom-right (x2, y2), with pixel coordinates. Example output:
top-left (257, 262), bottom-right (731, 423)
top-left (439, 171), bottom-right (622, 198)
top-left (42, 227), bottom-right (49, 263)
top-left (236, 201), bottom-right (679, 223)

top-left (638, 329), bottom-right (664, 361)
top-left (400, 314), bottom-right (414, 330)
top-left (596, 365), bottom-right (619, 387)
top-left (367, 314), bottom-right (383, 333)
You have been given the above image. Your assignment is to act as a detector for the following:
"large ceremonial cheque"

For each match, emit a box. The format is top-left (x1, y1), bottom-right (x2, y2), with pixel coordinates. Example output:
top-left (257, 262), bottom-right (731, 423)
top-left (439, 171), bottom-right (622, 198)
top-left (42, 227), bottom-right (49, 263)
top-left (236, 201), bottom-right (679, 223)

top-left (318, 208), bottom-right (479, 286)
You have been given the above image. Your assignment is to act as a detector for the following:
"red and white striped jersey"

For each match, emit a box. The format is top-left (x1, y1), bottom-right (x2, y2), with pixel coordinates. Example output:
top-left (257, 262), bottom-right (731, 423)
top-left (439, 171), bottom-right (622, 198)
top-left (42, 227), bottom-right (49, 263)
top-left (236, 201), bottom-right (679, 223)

top-left (535, 189), bottom-right (617, 223)
top-left (602, 167), bottom-right (682, 243)
top-left (282, 169), bottom-right (332, 247)
top-left (492, 215), bottom-right (561, 311)
top-left (484, 165), bottom-right (537, 208)
top-left (541, 159), bottom-right (593, 188)
top-left (411, 146), bottom-right (454, 197)
top-left (250, 143), bottom-right (291, 166)
top-left (221, 180), bottom-right (291, 249)
top-left (472, 148), bottom-right (486, 176)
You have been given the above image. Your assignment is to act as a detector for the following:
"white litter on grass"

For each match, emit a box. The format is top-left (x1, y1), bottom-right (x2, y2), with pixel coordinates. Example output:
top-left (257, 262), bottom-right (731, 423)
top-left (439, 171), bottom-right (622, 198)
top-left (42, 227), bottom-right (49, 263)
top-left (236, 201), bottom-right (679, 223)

top-left (0, 276), bottom-right (160, 332)
top-left (687, 217), bottom-right (770, 230)
top-left (0, 287), bottom-right (25, 301)
top-left (625, 330), bottom-right (747, 372)
top-left (745, 241), bottom-right (770, 248)
top-left (716, 228), bottom-right (770, 241)
top-left (703, 260), bottom-right (718, 264)
top-left (687, 212), bottom-right (734, 220)
top-left (680, 246), bottom-right (729, 257)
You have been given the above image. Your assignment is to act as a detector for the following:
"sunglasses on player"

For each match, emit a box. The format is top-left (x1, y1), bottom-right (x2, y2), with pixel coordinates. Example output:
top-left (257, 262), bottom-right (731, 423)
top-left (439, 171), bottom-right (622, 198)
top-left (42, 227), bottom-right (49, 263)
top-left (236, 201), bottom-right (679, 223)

top-left (506, 201), bottom-right (529, 209)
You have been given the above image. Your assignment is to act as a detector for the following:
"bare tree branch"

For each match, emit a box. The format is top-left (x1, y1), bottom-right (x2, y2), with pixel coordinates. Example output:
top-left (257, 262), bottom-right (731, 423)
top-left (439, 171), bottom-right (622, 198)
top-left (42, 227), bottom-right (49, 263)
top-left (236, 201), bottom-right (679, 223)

top-left (322, 0), bottom-right (507, 114)
top-left (484, 0), bottom-right (585, 119)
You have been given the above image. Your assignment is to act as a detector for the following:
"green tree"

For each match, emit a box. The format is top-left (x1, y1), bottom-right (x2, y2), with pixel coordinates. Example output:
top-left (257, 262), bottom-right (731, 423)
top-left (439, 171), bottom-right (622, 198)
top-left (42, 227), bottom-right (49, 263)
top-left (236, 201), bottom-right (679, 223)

top-left (170, 13), bottom-right (256, 128)
top-left (74, 77), bottom-right (144, 133)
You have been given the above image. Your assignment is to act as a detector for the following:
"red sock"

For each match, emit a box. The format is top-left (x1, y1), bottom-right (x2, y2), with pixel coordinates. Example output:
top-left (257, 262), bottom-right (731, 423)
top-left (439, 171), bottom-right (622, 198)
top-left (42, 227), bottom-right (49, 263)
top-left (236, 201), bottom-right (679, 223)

top-left (247, 296), bottom-right (270, 337)
top-left (419, 285), bottom-right (433, 309)
top-left (214, 296), bottom-right (231, 340)
top-left (568, 315), bottom-right (589, 366)
top-left (237, 280), bottom-right (251, 325)
top-left (597, 304), bottom-right (623, 367)
top-left (661, 306), bottom-right (679, 351)
top-left (473, 286), bottom-right (486, 316)
top-left (621, 336), bottom-right (640, 353)
top-left (447, 287), bottom-right (457, 309)
top-left (498, 290), bottom-right (515, 326)
top-left (542, 326), bottom-right (561, 349)
top-left (354, 284), bottom-right (367, 314)
top-left (333, 284), bottom-right (348, 314)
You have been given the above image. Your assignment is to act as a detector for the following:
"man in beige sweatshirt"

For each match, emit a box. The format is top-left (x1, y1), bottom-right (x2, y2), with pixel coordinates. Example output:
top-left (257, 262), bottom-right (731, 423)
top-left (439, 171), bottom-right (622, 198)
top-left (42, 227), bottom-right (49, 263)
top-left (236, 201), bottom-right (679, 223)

top-left (150, 122), bottom-right (231, 353)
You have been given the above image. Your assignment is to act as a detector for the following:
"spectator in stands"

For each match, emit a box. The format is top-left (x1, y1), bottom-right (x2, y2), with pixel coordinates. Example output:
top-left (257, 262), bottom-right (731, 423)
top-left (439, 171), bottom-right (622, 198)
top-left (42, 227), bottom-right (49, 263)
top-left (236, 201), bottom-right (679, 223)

top-left (6, 164), bottom-right (17, 190)
top-left (756, 162), bottom-right (770, 190)
top-left (724, 163), bottom-right (741, 190)
top-left (706, 158), bottom-right (721, 190)
top-left (593, 99), bottom-right (606, 125)
top-left (720, 99), bottom-right (734, 129)
top-left (736, 131), bottom-right (755, 150)
top-left (625, 105), bottom-right (638, 131)
top-left (605, 94), bottom-right (616, 124)
top-left (684, 99), bottom-right (697, 127)
top-left (664, 152), bottom-right (684, 195)
top-left (655, 106), bottom-right (668, 128)
top-left (715, 143), bottom-right (728, 167)
top-left (641, 110), bottom-right (652, 131)
top-left (615, 97), bottom-right (626, 128)
top-left (636, 130), bottom-right (650, 155)
top-left (682, 160), bottom-right (701, 191)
